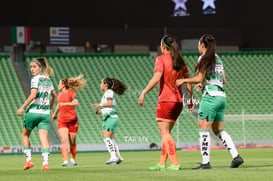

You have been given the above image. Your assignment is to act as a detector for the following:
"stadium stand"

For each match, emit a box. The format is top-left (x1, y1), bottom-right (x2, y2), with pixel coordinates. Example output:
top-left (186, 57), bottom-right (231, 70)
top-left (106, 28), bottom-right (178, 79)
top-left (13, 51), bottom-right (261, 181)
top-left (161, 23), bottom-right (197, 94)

top-left (1, 52), bottom-right (273, 148)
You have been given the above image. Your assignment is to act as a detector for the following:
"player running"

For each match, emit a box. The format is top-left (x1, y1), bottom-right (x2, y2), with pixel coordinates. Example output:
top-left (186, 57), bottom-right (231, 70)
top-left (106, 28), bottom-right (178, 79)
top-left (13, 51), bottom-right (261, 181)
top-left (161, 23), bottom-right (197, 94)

top-left (92, 78), bottom-right (126, 165)
top-left (52, 74), bottom-right (87, 166)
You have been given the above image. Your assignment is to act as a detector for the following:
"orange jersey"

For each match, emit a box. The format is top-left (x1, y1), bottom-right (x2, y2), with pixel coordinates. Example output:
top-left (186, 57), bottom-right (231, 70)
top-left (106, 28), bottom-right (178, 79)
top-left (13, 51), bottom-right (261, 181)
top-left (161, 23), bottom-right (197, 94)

top-left (154, 53), bottom-right (189, 102)
top-left (58, 90), bottom-right (78, 122)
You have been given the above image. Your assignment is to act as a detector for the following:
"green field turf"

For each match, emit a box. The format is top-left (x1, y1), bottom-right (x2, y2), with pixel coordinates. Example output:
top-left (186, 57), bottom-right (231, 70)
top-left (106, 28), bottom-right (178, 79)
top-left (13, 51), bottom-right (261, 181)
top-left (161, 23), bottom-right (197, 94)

top-left (1, 148), bottom-right (273, 181)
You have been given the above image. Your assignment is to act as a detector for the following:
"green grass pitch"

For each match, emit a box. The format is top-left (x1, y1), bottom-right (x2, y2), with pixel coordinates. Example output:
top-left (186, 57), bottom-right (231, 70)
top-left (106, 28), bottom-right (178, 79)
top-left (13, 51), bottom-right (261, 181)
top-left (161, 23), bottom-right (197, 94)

top-left (1, 148), bottom-right (273, 181)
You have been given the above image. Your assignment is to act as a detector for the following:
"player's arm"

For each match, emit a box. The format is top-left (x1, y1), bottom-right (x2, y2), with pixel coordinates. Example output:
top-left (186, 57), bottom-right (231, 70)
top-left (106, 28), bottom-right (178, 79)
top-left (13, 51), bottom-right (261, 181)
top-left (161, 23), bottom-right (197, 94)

top-left (92, 98), bottom-right (113, 109)
top-left (50, 90), bottom-right (57, 110)
top-left (59, 98), bottom-right (78, 107)
top-left (183, 73), bottom-right (194, 110)
top-left (138, 71), bottom-right (162, 106)
top-left (223, 70), bottom-right (226, 84)
top-left (176, 71), bottom-right (205, 86)
top-left (17, 88), bottom-right (37, 116)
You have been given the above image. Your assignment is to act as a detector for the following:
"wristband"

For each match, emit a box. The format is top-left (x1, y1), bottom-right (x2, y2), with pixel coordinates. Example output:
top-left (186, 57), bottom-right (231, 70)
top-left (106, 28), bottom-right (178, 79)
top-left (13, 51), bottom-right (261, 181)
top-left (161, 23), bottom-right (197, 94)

top-left (100, 103), bottom-right (103, 107)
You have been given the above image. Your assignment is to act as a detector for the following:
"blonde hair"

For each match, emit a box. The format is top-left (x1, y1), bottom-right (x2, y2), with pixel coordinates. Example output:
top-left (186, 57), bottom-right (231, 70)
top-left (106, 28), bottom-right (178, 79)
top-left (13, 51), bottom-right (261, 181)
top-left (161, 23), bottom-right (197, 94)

top-left (32, 57), bottom-right (54, 76)
top-left (62, 74), bottom-right (87, 91)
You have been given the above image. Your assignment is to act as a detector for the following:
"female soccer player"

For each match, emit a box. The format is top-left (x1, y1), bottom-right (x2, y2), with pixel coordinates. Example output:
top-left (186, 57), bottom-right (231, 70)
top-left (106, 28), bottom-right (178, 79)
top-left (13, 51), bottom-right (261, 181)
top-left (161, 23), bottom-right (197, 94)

top-left (138, 34), bottom-right (194, 171)
top-left (17, 57), bottom-right (56, 171)
top-left (92, 78), bottom-right (126, 165)
top-left (176, 34), bottom-right (244, 169)
top-left (52, 74), bottom-right (87, 166)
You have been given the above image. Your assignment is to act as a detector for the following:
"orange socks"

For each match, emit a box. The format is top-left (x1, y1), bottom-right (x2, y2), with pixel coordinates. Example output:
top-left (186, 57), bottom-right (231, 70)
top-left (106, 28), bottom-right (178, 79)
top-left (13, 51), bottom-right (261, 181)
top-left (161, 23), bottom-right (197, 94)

top-left (61, 145), bottom-right (69, 161)
top-left (159, 142), bottom-right (168, 166)
top-left (70, 145), bottom-right (77, 160)
top-left (163, 136), bottom-right (179, 166)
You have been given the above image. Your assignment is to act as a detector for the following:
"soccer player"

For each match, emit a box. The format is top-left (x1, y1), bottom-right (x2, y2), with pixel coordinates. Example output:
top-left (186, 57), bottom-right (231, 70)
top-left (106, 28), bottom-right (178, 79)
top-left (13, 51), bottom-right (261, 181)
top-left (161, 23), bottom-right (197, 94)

top-left (176, 34), bottom-right (244, 169)
top-left (92, 78), bottom-right (126, 165)
top-left (138, 34), bottom-right (194, 171)
top-left (52, 74), bottom-right (87, 166)
top-left (17, 57), bottom-right (56, 171)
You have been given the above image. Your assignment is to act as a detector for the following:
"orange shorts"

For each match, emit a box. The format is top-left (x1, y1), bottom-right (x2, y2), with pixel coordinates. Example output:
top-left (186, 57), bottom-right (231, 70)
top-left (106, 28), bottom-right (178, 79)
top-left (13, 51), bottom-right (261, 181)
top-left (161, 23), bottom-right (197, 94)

top-left (58, 119), bottom-right (78, 133)
top-left (156, 102), bottom-right (183, 122)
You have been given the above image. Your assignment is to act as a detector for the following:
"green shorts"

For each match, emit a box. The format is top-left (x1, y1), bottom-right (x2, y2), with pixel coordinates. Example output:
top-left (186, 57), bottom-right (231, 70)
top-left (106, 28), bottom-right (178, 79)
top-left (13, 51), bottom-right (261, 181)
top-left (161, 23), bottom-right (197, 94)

top-left (198, 94), bottom-right (226, 122)
top-left (102, 116), bottom-right (119, 133)
top-left (23, 112), bottom-right (50, 131)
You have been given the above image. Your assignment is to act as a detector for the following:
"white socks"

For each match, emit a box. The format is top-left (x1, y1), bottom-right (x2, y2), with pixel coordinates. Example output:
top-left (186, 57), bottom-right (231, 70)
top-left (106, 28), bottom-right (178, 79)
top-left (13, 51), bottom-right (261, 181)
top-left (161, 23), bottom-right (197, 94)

top-left (199, 130), bottom-right (211, 164)
top-left (103, 137), bottom-right (117, 159)
top-left (24, 148), bottom-right (32, 162)
top-left (112, 139), bottom-right (123, 160)
top-left (217, 130), bottom-right (238, 158)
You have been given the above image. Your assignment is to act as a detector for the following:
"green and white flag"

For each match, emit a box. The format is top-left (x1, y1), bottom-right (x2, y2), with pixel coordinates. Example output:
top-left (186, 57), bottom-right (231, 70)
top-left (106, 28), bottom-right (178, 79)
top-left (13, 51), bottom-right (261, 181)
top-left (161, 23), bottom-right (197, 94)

top-left (11, 26), bottom-right (30, 44)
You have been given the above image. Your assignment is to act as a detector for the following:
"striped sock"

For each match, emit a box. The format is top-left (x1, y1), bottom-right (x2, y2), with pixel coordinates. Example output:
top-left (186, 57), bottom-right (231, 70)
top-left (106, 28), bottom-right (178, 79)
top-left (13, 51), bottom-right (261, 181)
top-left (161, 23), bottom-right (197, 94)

top-left (216, 130), bottom-right (238, 158)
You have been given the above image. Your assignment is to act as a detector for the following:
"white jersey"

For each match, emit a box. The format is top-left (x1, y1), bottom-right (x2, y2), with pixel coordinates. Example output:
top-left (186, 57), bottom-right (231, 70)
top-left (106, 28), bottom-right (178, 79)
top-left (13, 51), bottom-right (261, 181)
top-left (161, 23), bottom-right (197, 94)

top-left (100, 89), bottom-right (118, 118)
top-left (28, 74), bottom-right (54, 114)
top-left (198, 54), bottom-right (226, 97)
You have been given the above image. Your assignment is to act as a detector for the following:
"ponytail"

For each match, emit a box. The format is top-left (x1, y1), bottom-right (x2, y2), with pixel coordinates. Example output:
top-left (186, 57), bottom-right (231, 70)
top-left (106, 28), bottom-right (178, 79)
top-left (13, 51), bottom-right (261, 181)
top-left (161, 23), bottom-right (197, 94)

top-left (195, 34), bottom-right (216, 73)
top-left (33, 57), bottom-right (54, 76)
top-left (161, 34), bottom-right (185, 71)
top-left (104, 78), bottom-right (127, 96)
top-left (62, 74), bottom-right (87, 91)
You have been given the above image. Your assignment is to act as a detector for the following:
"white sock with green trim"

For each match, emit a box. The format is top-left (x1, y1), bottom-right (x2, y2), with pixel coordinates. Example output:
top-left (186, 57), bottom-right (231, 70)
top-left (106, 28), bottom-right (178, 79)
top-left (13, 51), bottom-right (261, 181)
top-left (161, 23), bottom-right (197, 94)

top-left (199, 130), bottom-right (211, 164)
top-left (103, 137), bottom-right (117, 159)
top-left (217, 130), bottom-right (238, 158)
top-left (112, 139), bottom-right (123, 160)
top-left (23, 147), bottom-right (32, 162)
top-left (42, 148), bottom-right (50, 166)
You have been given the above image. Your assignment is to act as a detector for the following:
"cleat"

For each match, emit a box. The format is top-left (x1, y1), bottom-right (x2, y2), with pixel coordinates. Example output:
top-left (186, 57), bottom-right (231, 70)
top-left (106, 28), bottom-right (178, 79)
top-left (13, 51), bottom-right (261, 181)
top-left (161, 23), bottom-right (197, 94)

top-left (105, 157), bottom-right (119, 165)
top-left (70, 160), bottom-right (77, 167)
top-left (230, 155), bottom-right (244, 168)
top-left (41, 164), bottom-right (49, 171)
top-left (23, 160), bottom-right (34, 170)
top-left (149, 164), bottom-right (166, 171)
top-left (113, 158), bottom-right (123, 165)
top-left (167, 164), bottom-right (181, 171)
top-left (61, 162), bottom-right (69, 167)
top-left (192, 162), bottom-right (212, 170)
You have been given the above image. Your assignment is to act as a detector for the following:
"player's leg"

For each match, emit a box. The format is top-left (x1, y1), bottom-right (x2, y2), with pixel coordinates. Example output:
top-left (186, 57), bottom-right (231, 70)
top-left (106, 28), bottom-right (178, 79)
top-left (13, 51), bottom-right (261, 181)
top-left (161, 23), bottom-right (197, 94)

top-left (192, 118), bottom-right (213, 170)
top-left (22, 113), bottom-right (36, 170)
top-left (212, 122), bottom-right (244, 168)
top-left (68, 120), bottom-right (78, 166)
top-left (193, 95), bottom-right (215, 170)
top-left (212, 96), bottom-right (244, 168)
top-left (59, 127), bottom-right (69, 166)
top-left (111, 138), bottom-right (123, 164)
top-left (22, 127), bottom-right (33, 170)
top-left (38, 129), bottom-right (50, 170)
top-left (69, 132), bottom-right (77, 166)
top-left (158, 121), bottom-right (181, 171)
top-left (102, 117), bottom-right (120, 164)
top-left (102, 130), bottom-right (119, 164)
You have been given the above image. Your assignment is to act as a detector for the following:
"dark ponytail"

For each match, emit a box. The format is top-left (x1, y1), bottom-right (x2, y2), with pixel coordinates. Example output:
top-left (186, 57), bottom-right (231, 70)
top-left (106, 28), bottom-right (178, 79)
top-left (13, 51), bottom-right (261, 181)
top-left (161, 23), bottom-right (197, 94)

top-left (161, 34), bottom-right (185, 71)
top-left (104, 78), bottom-right (127, 96)
top-left (195, 34), bottom-right (216, 73)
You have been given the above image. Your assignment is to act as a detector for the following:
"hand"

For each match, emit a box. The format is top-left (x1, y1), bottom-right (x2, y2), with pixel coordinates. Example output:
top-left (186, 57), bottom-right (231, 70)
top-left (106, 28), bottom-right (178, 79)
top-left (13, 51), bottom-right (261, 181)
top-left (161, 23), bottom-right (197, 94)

top-left (138, 93), bottom-right (145, 106)
top-left (52, 114), bottom-right (57, 121)
top-left (17, 107), bottom-right (24, 116)
top-left (92, 103), bottom-right (100, 109)
top-left (58, 103), bottom-right (66, 107)
top-left (95, 110), bottom-right (102, 115)
top-left (175, 79), bottom-right (184, 87)
top-left (188, 97), bottom-right (194, 111)
top-left (195, 83), bottom-right (203, 91)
